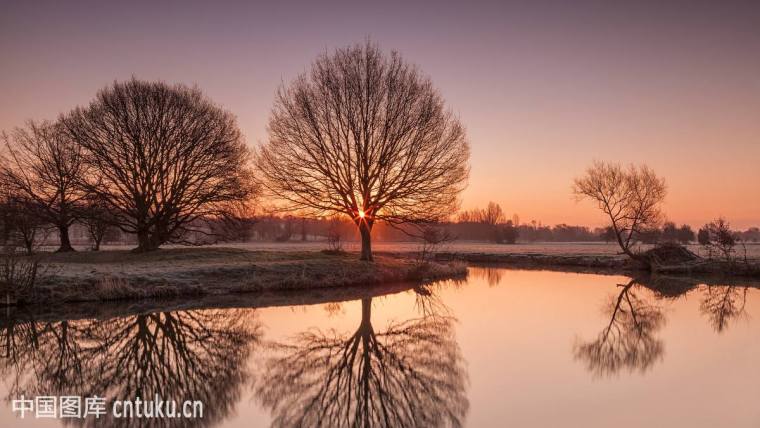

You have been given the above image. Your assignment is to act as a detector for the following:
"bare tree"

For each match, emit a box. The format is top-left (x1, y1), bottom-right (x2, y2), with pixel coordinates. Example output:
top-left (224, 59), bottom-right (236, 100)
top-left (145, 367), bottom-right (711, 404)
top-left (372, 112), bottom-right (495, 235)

top-left (0, 120), bottom-right (87, 252)
top-left (63, 78), bottom-right (258, 252)
top-left (256, 42), bottom-right (470, 261)
top-left (0, 195), bottom-right (49, 255)
top-left (479, 201), bottom-right (504, 226)
top-left (700, 217), bottom-right (737, 262)
top-left (80, 195), bottom-right (117, 251)
top-left (573, 161), bottom-right (666, 263)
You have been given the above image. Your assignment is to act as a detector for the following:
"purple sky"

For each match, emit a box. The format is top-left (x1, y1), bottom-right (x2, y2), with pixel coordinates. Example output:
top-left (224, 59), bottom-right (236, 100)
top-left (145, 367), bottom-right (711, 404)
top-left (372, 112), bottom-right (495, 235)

top-left (2, 0), bottom-right (759, 227)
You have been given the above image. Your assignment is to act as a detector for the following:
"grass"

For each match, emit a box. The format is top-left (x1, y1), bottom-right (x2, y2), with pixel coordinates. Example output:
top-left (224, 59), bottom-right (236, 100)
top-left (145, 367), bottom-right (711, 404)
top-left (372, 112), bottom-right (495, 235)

top-left (17, 247), bottom-right (466, 306)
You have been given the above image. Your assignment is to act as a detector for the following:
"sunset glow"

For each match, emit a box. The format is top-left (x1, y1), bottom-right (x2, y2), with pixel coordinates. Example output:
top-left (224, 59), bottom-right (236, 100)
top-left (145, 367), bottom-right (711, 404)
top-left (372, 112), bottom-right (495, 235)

top-left (1, 1), bottom-right (758, 229)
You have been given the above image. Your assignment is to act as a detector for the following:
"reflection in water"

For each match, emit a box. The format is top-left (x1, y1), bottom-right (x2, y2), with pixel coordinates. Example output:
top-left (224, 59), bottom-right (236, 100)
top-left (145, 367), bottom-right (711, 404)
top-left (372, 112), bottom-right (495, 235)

top-left (254, 295), bottom-right (469, 428)
top-left (573, 279), bottom-right (666, 378)
top-left (0, 269), bottom-right (757, 427)
top-left (469, 267), bottom-right (504, 287)
top-left (574, 276), bottom-right (756, 378)
top-left (0, 309), bottom-right (261, 427)
top-left (699, 285), bottom-right (749, 333)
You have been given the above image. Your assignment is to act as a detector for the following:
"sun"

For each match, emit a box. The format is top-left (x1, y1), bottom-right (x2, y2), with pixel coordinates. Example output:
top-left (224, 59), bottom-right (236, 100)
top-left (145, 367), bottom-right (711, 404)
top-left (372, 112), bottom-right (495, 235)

top-left (358, 209), bottom-right (366, 219)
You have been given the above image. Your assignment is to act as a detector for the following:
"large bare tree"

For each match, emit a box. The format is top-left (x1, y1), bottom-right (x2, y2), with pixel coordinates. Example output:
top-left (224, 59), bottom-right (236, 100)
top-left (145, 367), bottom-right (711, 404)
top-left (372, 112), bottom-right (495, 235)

top-left (64, 79), bottom-right (257, 252)
top-left (0, 120), bottom-right (87, 252)
top-left (573, 161), bottom-right (666, 263)
top-left (256, 42), bottom-right (470, 261)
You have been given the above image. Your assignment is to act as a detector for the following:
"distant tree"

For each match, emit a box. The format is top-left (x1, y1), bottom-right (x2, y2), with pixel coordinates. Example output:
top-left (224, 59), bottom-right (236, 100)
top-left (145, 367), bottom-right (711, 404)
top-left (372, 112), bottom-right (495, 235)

top-left (573, 161), bottom-right (666, 263)
top-left (480, 201), bottom-right (504, 226)
top-left (275, 215), bottom-right (295, 242)
top-left (64, 79), bottom-right (258, 252)
top-left (661, 222), bottom-right (678, 243)
top-left (636, 227), bottom-right (662, 245)
top-left (697, 227), bottom-right (710, 246)
top-left (300, 217), bottom-right (308, 241)
top-left (256, 42), bottom-right (469, 261)
top-left (599, 226), bottom-right (617, 243)
top-left (0, 196), bottom-right (49, 255)
top-left (0, 120), bottom-right (87, 252)
top-left (80, 195), bottom-right (117, 251)
top-left (500, 220), bottom-right (518, 244)
top-left (325, 216), bottom-right (345, 253)
top-left (676, 224), bottom-right (695, 244)
top-left (701, 218), bottom-right (737, 261)
top-left (417, 223), bottom-right (455, 262)
top-left (455, 209), bottom-right (478, 223)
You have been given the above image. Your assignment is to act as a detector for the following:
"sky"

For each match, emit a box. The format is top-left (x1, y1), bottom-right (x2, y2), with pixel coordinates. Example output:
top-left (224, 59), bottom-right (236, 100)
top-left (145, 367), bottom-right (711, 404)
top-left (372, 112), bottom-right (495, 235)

top-left (1, 0), bottom-right (759, 228)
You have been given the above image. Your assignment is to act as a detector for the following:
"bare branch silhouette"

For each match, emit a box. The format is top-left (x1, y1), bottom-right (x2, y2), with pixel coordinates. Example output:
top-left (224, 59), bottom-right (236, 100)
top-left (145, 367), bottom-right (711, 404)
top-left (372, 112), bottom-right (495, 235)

top-left (699, 285), bottom-right (749, 333)
top-left (63, 78), bottom-right (258, 252)
top-left (254, 297), bottom-right (468, 427)
top-left (256, 41), bottom-right (470, 261)
top-left (573, 279), bottom-right (666, 378)
top-left (0, 309), bottom-right (261, 427)
top-left (573, 162), bottom-right (666, 264)
top-left (0, 120), bottom-right (87, 252)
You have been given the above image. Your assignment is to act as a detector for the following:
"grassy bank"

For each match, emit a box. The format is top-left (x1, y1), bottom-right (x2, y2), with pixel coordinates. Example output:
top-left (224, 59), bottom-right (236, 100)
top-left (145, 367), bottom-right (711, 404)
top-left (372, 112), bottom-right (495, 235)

top-left (6, 248), bottom-right (466, 306)
top-left (435, 251), bottom-right (760, 278)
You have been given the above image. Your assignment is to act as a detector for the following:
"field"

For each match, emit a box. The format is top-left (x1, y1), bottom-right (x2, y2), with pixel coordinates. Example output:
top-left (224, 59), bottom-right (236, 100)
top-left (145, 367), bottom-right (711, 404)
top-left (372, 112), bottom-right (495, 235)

top-left (50, 240), bottom-right (760, 261)
top-left (91, 240), bottom-right (760, 260)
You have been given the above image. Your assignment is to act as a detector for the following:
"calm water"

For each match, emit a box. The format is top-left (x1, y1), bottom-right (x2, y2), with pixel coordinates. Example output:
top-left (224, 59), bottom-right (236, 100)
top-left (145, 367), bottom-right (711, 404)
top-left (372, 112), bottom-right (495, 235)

top-left (1, 267), bottom-right (759, 427)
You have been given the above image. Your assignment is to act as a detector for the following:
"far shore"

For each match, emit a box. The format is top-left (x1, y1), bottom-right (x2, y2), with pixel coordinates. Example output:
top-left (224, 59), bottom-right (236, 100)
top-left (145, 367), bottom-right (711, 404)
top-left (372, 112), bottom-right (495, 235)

top-left (434, 250), bottom-right (760, 278)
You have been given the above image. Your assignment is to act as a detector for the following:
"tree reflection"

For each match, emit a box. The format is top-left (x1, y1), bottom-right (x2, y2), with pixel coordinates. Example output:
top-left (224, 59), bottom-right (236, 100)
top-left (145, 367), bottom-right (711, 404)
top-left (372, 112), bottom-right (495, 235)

top-left (254, 296), bottom-right (468, 428)
top-left (699, 285), bottom-right (749, 333)
top-left (469, 266), bottom-right (504, 287)
top-left (0, 309), bottom-right (261, 427)
top-left (573, 279), bottom-right (666, 378)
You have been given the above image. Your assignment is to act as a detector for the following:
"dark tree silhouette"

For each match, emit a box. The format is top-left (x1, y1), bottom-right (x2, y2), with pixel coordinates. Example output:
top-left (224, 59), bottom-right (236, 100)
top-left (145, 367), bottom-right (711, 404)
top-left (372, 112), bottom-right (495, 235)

top-left (0, 195), bottom-right (49, 254)
top-left (573, 161), bottom-right (666, 263)
top-left (256, 41), bottom-right (470, 261)
top-left (573, 279), bottom-right (666, 378)
top-left (0, 120), bottom-right (87, 252)
top-left (64, 78), bottom-right (258, 252)
top-left (699, 218), bottom-right (737, 261)
top-left (254, 297), bottom-right (469, 427)
top-left (80, 194), bottom-right (117, 251)
top-left (0, 309), bottom-right (261, 428)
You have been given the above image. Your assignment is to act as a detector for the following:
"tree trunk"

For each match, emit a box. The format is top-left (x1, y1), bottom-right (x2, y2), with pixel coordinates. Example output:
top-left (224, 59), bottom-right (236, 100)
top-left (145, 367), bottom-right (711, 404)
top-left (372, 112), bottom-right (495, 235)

top-left (135, 230), bottom-right (160, 253)
top-left (57, 224), bottom-right (75, 252)
top-left (359, 221), bottom-right (373, 262)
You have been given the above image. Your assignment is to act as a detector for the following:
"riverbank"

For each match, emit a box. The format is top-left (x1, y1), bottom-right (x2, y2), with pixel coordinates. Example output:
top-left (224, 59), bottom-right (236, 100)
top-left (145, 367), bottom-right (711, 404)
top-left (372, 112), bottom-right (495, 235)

top-left (434, 251), bottom-right (760, 278)
top-left (5, 248), bottom-right (466, 306)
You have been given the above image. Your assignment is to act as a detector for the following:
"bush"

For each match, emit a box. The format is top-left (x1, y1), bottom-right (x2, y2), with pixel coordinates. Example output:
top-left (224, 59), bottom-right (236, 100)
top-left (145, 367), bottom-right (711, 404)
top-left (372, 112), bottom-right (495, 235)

top-left (0, 246), bottom-right (39, 304)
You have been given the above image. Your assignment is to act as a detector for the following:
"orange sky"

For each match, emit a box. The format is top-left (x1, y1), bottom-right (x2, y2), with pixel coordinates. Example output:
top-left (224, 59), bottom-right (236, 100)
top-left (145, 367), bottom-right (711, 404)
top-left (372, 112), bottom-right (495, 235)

top-left (1, 1), bottom-right (758, 228)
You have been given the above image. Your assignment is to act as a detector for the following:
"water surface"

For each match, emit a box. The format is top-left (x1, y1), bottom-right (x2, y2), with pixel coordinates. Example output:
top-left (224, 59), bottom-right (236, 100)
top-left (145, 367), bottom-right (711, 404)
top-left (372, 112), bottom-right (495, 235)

top-left (1, 268), bottom-right (759, 427)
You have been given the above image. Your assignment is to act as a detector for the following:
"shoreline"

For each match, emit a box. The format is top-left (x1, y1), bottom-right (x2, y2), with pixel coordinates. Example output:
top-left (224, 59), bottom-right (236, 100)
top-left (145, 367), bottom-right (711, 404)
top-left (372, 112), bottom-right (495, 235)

top-left (434, 251), bottom-right (760, 278)
top-left (5, 248), bottom-right (466, 307)
top-left (5, 246), bottom-right (760, 309)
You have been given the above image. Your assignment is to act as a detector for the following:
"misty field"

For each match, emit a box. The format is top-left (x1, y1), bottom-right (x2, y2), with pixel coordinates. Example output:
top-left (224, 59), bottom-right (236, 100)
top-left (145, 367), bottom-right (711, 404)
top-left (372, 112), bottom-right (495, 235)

top-left (86, 241), bottom-right (760, 261)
